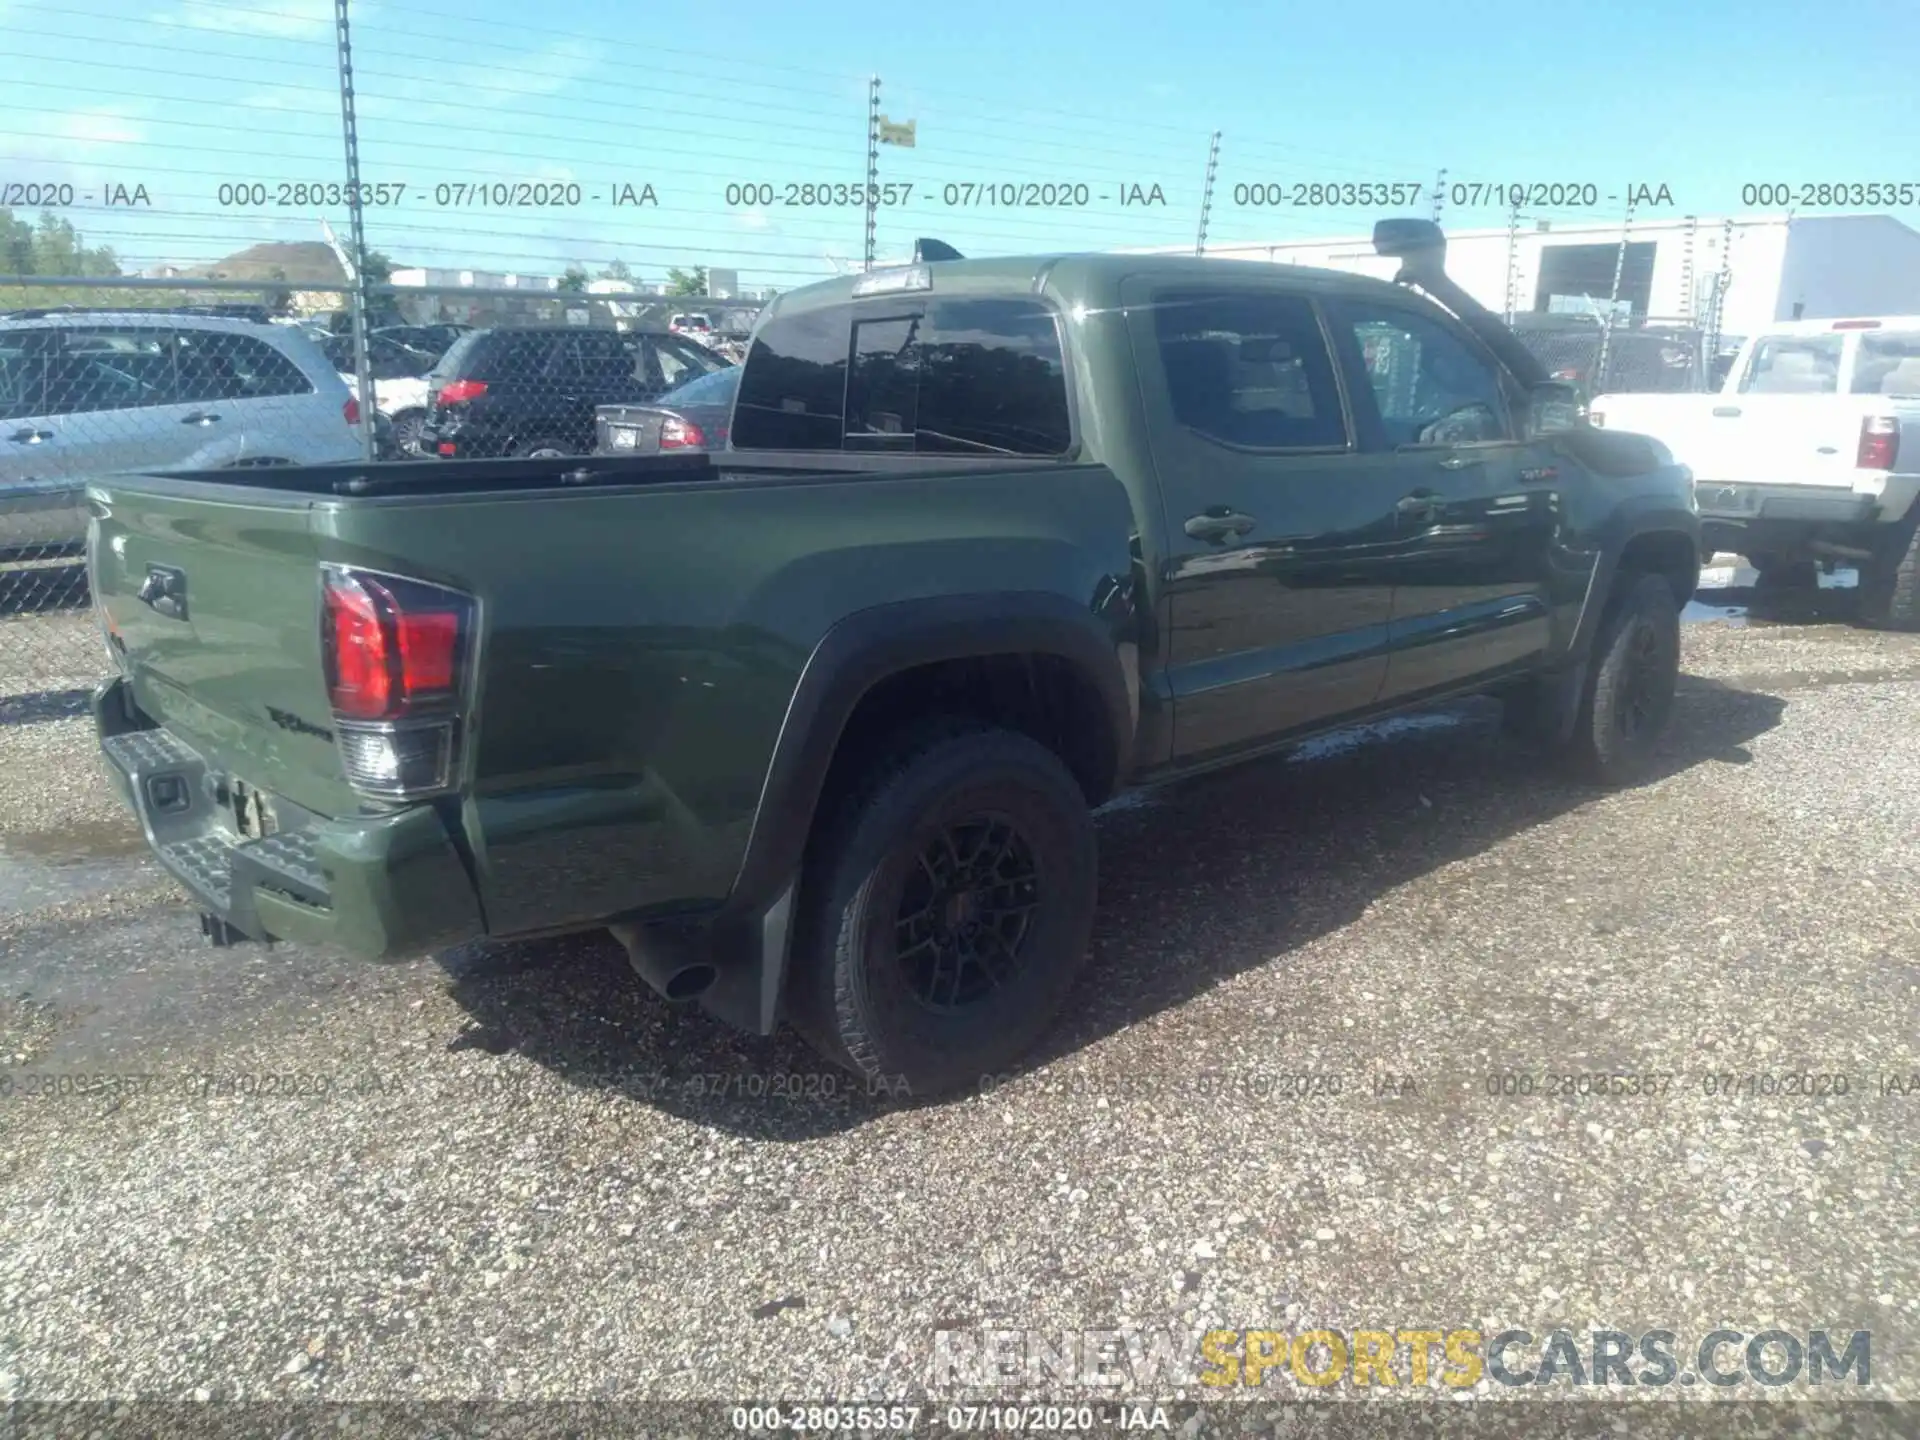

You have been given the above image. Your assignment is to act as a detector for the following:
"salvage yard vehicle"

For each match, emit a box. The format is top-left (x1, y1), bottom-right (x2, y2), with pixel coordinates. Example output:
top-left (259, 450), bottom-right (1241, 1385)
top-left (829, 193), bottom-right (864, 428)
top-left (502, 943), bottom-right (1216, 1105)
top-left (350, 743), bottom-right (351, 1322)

top-left (418, 325), bottom-right (729, 459)
top-left (3, 311), bottom-right (363, 554)
top-left (1590, 317), bottom-right (1920, 626)
top-left (86, 221), bottom-right (1701, 1095)
top-left (595, 366), bottom-right (739, 454)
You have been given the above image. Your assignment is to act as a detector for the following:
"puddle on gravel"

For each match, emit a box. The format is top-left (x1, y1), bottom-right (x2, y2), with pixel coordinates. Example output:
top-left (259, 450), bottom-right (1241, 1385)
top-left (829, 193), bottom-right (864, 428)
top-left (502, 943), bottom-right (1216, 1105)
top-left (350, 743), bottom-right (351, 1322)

top-left (0, 819), bottom-right (155, 916)
top-left (1683, 561), bottom-right (1859, 628)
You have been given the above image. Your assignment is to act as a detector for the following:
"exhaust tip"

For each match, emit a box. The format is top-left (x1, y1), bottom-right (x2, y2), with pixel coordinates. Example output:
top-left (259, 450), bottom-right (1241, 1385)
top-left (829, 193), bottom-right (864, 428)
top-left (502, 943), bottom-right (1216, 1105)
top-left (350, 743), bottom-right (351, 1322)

top-left (663, 964), bottom-right (718, 1003)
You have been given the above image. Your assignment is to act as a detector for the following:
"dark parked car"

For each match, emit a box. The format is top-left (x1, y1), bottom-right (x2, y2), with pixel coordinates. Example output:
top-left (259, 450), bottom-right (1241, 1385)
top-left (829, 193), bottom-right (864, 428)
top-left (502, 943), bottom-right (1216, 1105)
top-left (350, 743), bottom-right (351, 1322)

top-left (420, 326), bottom-right (729, 459)
top-left (595, 365), bottom-right (739, 454)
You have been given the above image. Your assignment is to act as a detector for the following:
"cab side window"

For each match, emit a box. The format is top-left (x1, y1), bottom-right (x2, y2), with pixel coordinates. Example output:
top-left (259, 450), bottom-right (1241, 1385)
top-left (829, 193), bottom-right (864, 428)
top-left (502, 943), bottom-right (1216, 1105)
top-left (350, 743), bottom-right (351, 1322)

top-left (1331, 301), bottom-right (1514, 447)
top-left (1151, 290), bottom-right (1348, 450)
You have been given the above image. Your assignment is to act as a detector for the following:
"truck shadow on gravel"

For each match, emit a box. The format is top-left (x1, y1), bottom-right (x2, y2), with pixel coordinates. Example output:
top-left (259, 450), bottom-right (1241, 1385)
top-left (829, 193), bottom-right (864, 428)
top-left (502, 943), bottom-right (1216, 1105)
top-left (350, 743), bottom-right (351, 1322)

top-left (439, 675), bottom-right (1786, 1139)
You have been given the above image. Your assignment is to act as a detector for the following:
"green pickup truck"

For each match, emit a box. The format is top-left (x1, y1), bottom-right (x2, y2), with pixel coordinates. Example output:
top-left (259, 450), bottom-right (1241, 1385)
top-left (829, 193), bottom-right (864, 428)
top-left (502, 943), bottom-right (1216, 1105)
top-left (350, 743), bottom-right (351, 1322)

top-left (86, 221), bottom-right (1700, 1096)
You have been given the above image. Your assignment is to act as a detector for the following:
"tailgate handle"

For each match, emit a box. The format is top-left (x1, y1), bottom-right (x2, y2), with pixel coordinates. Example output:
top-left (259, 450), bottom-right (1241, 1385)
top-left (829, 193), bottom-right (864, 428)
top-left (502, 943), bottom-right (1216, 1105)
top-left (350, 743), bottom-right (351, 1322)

top-left (1711, 406), bottom-right (1742, 418)
top-left (137, 564), bottom-right (189, 621)
top-left (181, 411), bottom-right (222, 425)
top-left (8, 427), bottom-right (53, 444)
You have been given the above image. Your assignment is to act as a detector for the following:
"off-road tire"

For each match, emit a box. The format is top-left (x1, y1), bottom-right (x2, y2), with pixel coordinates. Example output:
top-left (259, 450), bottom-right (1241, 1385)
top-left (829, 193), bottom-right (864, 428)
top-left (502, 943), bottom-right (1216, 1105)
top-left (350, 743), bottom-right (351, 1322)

top-left (1564, 573), bottom-right (1681, 787)
top-left (1857, 514), bottom-right (1920, 631)
top-left (788, 721), bottom-right (1097, 1099)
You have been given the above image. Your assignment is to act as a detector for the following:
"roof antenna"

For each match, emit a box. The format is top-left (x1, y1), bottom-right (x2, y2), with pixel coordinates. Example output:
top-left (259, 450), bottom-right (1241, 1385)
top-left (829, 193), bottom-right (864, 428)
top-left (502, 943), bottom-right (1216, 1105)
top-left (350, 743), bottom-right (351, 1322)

top-left (913, 238), bottom-right (964, 263)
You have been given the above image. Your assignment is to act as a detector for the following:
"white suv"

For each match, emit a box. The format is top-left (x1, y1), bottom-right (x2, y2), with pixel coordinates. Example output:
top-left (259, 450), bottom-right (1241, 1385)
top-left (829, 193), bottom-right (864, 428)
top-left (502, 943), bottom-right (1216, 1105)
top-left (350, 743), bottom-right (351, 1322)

top-left (1, 312), bottom-right (363, 555)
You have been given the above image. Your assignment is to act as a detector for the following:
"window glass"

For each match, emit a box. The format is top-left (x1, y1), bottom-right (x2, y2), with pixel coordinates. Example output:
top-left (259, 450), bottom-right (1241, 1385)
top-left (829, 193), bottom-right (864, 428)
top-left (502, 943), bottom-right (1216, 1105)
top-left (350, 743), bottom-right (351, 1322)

top-left (731, 306), bottom-right (850, 449)
top-left (0, 342), bottom-right (43, 421)
top-left (915, 298), bottom-right (1071, 455)
top-left (1335, 302), bottom-right (1512, 446)
top-left (659, 365), bottom-right (739, 407)
top-left (561, 331), bottom-right (635, 382)
top-left (173, 330), bottom-right (313, 402)
top-left (1852, 333), bottom-right (1920, 396)
top-left (846, 316), bottom-right (920, 450)
top-left (647, 334), bottom-right (723, 390)
top-left (1741, 334), bottom-right (1843, 394)
top-left (1153, 291), bottom-right (1346, 449)
top-left (45, 327), bottom-right (176, 414)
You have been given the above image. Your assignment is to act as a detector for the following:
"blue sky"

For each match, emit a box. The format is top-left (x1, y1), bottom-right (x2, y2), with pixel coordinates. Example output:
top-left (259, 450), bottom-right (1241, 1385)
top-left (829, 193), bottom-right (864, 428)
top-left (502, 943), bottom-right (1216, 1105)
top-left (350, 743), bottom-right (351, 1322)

top-left (2, 0), bottom-right (1917, 292)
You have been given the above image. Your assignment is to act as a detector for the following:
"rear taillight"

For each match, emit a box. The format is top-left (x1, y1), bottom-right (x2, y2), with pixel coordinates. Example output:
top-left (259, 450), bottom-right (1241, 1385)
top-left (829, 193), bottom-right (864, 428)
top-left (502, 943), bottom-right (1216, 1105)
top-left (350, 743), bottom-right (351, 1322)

top-left (658, 416), bottom-right (707, 449)
top-left (320, 565), bottom-right (475, 799)
top-left (1858, 415), bottom-right (1899, 470)
top-left (437, 379), bottom-right (488, 405)
top-left (343, 395), bottom-right (360, 426)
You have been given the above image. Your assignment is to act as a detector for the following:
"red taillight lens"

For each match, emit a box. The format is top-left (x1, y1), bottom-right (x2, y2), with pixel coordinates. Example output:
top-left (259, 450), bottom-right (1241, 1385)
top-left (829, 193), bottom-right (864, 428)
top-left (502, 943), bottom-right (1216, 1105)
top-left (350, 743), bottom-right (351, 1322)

top-left (1831, 319), bottom-right (1882, 330)
top-left (437, 442), bottom-right (456, 456)
top-left (321, 567), bottom-right (471, 721)
top-left (343, 395), bottom-right (361, 426)
top-left (437, 379), bottom-right (488, 405)
top-left (1858, 415), bottom-right (1899, 470)
top-left (658, 415), bottom-right (707, 449)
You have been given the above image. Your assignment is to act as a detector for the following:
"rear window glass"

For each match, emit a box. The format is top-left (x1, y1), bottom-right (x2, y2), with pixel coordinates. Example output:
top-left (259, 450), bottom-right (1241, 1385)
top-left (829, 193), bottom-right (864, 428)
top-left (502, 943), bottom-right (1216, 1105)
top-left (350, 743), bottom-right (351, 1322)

top-left (1741, 335), bottom-right (1843, 394)
top-left (1852, 333), bottom-right (1920, 396)
top-left (732, 307), bottom-right (851, 449)
top-left (660, 366), bottom-right (739, 407)
top-left (734, 295), bottom-right (1071, 454)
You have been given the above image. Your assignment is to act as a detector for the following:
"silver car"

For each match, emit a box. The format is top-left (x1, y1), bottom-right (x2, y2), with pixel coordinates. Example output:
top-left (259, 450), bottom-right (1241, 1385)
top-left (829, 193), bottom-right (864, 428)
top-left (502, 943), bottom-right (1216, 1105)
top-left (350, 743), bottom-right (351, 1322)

top-left (1, 312), bottom-right (364, 556)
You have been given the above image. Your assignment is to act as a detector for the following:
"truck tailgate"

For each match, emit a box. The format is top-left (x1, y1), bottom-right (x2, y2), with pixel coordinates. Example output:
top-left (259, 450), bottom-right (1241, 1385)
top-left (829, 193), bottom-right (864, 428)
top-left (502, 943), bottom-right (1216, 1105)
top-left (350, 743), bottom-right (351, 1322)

top-left (88, 477), bottom-right (358, 818)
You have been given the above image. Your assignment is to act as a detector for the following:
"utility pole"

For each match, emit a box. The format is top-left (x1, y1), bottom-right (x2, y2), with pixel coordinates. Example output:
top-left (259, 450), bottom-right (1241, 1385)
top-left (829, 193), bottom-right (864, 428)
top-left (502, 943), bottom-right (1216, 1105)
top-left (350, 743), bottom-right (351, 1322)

top-left (333, 0), bottom-right (375, 460)
top-left (1431, 167), bottom-right (1447, 225)
top-left (1194, 131), bottom-right (1221, 256)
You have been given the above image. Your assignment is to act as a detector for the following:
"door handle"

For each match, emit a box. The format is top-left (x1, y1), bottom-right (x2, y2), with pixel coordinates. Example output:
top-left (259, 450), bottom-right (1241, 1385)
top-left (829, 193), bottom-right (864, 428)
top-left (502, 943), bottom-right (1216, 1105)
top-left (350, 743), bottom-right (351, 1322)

top-left (1436, 453), bottom-right (1484, 470)
top-left (181, 412), bottom-right (221, 425)
top-left (8, 427), bottom-right (53, 444)
top-left (1396, 488), bottom-right (1439, 514)
top-left (1711, 406), bottom-right (1742, 418)
top-left (1183, 508), bottom-right (1256, 543)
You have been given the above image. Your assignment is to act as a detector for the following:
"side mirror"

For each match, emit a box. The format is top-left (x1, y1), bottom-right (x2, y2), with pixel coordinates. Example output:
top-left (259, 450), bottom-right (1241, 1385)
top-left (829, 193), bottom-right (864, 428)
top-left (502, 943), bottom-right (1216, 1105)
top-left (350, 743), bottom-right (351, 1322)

top-left (1527, 381), bottom-right (1582, 437)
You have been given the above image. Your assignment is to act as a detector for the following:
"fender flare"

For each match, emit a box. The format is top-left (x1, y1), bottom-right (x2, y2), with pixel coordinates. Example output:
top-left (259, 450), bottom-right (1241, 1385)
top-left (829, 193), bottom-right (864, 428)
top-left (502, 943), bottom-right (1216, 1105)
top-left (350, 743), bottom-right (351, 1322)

top-left (692, 589), bottom-right (1136, 1035)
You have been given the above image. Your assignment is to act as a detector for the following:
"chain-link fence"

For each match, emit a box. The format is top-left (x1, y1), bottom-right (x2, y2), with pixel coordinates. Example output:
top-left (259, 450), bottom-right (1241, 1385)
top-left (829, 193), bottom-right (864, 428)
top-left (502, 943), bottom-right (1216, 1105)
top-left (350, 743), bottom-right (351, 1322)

top-left (1511, 320), bottom-right (1707, 404)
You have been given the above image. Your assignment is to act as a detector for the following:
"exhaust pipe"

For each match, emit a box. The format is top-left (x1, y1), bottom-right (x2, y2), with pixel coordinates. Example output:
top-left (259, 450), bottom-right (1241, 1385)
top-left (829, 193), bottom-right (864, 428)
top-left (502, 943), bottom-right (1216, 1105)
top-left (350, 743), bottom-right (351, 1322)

top-left (1809, 539), bottom-right (1875, 562)
top-left (609, 922), bottom-right (719, 1004)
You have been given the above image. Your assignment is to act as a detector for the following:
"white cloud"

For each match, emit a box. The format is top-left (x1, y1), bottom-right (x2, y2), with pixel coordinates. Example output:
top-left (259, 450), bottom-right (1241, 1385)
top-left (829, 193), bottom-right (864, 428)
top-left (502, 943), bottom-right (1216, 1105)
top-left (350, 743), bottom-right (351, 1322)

top-left (734, 209), bottom-right (771, 231)
top-left (0, 105), bottom-right (149, 174)
top-left (460, 38), bottom-right (599, 100)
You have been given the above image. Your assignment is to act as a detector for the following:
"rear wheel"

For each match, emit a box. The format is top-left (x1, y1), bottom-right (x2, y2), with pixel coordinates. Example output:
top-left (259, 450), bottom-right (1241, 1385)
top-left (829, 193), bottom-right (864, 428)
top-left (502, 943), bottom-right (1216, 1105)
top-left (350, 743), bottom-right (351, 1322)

top-left (1858, 514), bottom-right (1920, 631)
top-left (390, 409), bottom-right (427, 456)
top-left (512, 437), bottom-right (574, 459)
top-left (789, 722), bottom-right (1097, 1099)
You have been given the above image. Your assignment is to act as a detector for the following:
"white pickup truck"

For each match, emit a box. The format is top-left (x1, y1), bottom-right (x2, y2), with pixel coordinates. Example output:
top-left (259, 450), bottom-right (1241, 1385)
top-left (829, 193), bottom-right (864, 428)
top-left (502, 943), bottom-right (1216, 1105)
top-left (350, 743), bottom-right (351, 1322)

top-left (1589, 317), bottom-right (1920, 628)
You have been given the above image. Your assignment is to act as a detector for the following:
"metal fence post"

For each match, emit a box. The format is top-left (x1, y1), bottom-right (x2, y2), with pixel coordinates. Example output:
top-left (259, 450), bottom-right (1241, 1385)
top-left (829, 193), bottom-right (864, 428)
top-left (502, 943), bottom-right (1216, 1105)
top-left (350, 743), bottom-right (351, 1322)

top-left (1194, 131), bottom-right (1221, 257)
top-left (1431, 168), bottom-right (1447, 225)
top-left (863, 77), bottom-right (881, 272)
top-left (334, 0), bottom-right (375, 461)
top-left (1503, 199), bottom-right (1522, 324)
top-left (1594, 194), bottom-right (1638, 389)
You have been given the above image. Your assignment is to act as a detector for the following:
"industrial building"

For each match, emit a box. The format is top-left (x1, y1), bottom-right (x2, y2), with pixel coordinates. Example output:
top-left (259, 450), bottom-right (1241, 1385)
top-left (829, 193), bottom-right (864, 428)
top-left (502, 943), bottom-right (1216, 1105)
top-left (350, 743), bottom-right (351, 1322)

top-left (1173, 213), bottom-right (1920, 341)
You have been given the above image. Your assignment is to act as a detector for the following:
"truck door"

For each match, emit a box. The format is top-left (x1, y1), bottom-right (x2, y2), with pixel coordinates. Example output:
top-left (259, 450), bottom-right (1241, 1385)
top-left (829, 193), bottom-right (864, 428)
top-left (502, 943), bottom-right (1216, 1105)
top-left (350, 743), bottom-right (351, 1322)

top-left (1320, 296), bottom-right (1559, 701)
top-left (1124, 280), bottom-right (1404, 764)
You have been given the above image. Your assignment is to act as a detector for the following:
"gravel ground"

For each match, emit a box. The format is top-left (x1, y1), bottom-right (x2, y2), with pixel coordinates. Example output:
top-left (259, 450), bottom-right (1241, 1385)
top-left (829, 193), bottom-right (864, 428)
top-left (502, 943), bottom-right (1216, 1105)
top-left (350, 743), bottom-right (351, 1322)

top-left (2, 582), bottom-right (1917, 1430)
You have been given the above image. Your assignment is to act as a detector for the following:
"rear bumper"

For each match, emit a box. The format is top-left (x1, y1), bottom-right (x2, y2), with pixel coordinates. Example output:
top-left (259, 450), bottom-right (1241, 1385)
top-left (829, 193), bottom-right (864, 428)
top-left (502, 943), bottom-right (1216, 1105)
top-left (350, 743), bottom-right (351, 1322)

top-left (94, 677), bottom-right (484, 958)
top-left (1694, 474), bottom-right (1920, 526)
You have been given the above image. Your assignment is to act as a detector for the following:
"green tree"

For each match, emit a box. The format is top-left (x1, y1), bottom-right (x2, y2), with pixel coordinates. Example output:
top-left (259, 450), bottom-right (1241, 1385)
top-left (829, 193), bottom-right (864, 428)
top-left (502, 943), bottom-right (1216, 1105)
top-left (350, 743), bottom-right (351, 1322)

top-left (557, 265), bottom-right (590, 294)
top-left (0, 208), bottom-right (121, 279)
top-left (666, 265), bottom-right (708, 297)
top-left (356, 249), bottom-right (403, 326)
top-left (597, 257), bottom-right (633, 283)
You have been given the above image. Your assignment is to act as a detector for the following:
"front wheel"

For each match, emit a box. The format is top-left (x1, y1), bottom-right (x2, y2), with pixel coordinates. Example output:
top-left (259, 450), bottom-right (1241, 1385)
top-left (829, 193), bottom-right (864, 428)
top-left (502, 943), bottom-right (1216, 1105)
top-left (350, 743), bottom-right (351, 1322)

top-left (389, 409), bottom-right (427, 456)
top-left (1564, 573), bottom-right (1681, 787)
top-left (789, 723), bottom-right (1097, 1099)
